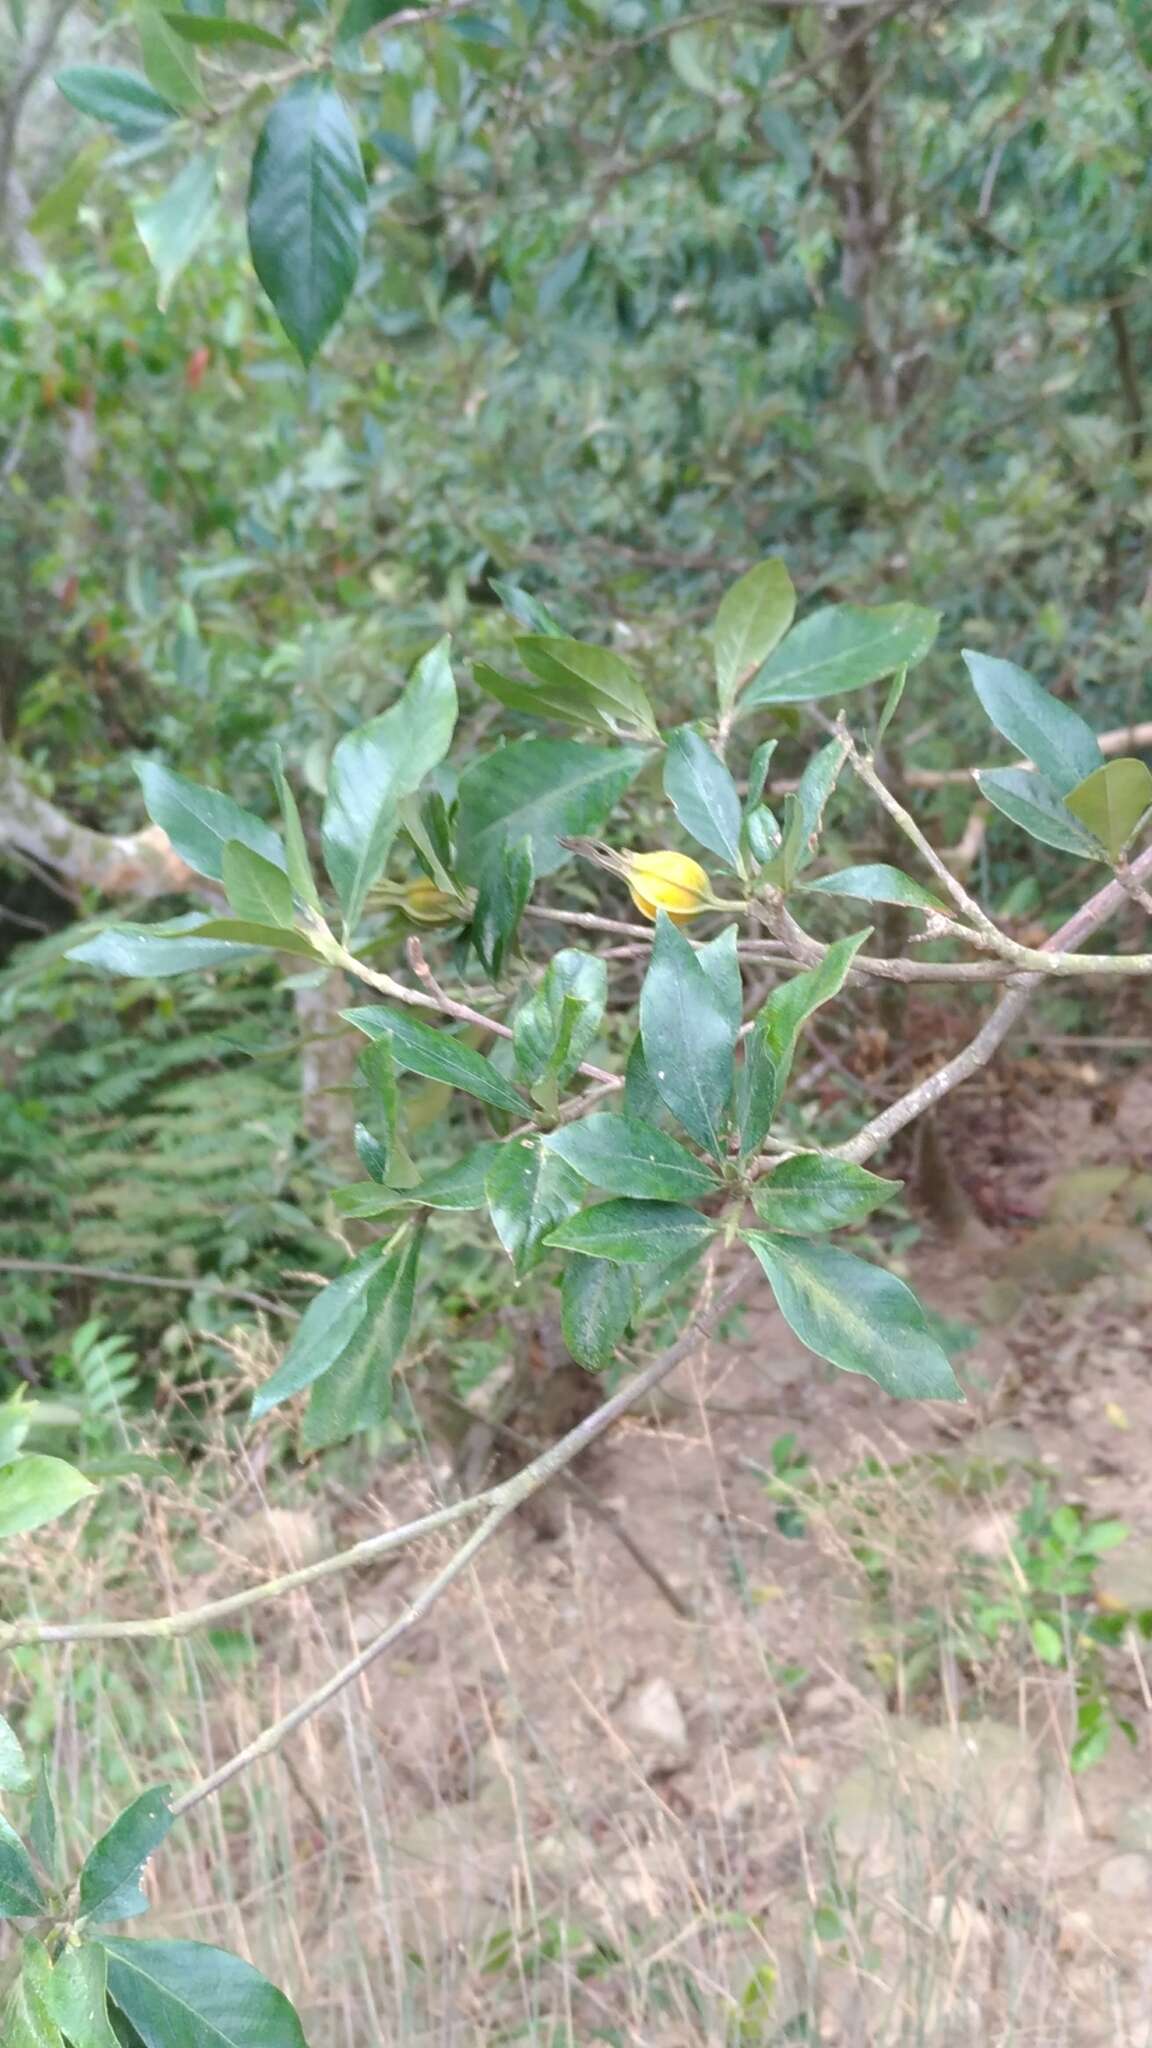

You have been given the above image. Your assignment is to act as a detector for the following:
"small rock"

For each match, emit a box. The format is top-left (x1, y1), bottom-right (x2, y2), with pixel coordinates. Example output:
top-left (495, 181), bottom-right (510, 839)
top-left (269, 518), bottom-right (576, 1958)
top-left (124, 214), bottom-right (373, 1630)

top-left (1097, 1851), bottom-right (1152, 1900)
top-left (623, 1677), bottom-right (689, 1765)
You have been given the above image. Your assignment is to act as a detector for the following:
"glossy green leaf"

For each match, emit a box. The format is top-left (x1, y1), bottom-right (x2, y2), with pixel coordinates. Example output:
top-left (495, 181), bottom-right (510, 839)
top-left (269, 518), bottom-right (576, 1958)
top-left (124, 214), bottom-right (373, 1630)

top-left (750, 1156), bottom-right (901, 1233)
top-left (322, 639), bottom-right (457, 934)
top-left (799, 863), bottom-right (945, 912)
top-left (344, 1007), bottom-right (527, 1115)
top-left (639, 911), bottom-right (736, 1154)
top-left (135, 762), bottom-right (284, 882)
top-left (177, 920), bottom-right (319, 957)
top-left (746, 739), bottom-right (778, 811)
top-left (516, 636), bottom-right (658, 736)
top-left (962, 650), bottom-right (1102, 794)
top-left (250, 1244), bottom-right (393, 1417)
top-left (512, 949), bottom-right (606, 1087)
top-left (739, 931), bottom-right (868, 1155)
top-left (101, 1939), bottom-right (308, 2048)
top-left (695, 923), bottom-right (743, 1032)
top-left (133, 153), bottom-right (217, 312)
top-left (746, 1233), bottom-right (962, 1401)
top-left (485, 1138), bottom-right (584, 1276)
top-left (763, 739), bottom-right (844, 887)
top-left (333, 1143), bottom-right (502, 1216)
top-left (975, 768), bottom-right (1105, 858)
top-left (561, 1257), bottom-right (635, 1370)
top-left (664, 726), bottom-right (744, 871)
top-left (78, 1790), bottom-right (172, 1926)
top-left (471, 660), bottom-right (604, 731)
top-left (488, 581), bottom-right (565, 637)
top-left (358, 1035), bottom-right (403, 1181)
top-left (622, 1034), bottom-right (668, 1126)
top-left (713, 558), bottom-right (796, 714)
top-left (271, 749), bottom-right (322, 912)
top-left (743, 603), bottom-right (939, 708)
top-left (456, 738), bottom-right (649, 877)
top-left (0, 1455), bottom-right (95, 1540)
top-left (471, 836), bottom-right (533, 977)
top-left (547, 1198), bottom-right (717, 1264)
top-left (4, 1964), bottom-right (61, 2048)
top-left (222, 840), bottom-right (294, 928)
top-left (0, 1713), bottom-right (28, 1792)
top-left (56, 67), bottom-right (178, 143)
top-left (164, 12), bottom-right (292, 49)
top-left (36, 1943), bottom-right (119, 2048)
top-left (247, 79), bottom-right (367, 363)
top-left (29, 1767), bottom-right (57, 1881)
top-left (335, 0), bottom-right (406, 42)
top-left (1064, 757), bottom-right (1152, 858)
top-left (68, 918), bottom-right (266, 978)
top-left (28, 139), bottom-right (108, 236)
top-left (134, 3), bottom-right (202, 111)
top-left (0, 1816), bottom-right (45, 1917)
top-left (544, 1113), bottom-right (720, 1201)
top-left (302, 1227), bottom-right (422, 1448)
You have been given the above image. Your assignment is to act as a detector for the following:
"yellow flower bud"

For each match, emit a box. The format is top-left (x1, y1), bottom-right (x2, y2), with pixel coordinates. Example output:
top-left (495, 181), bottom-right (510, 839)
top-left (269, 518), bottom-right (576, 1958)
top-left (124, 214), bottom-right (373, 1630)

top-left (625, 850), bottom-right (711, 926)
top-left (402, 877), bottom-right (463, 925)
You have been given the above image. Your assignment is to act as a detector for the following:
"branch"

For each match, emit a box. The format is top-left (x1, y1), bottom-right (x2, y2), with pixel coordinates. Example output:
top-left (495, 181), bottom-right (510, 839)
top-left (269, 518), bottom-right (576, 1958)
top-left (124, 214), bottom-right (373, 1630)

top-left (0, 1257), bottom-right (297, 1320)
top-left (0, 752), bottom-right (199, 900)
top-left (0, 0), bottom-right (76, 235)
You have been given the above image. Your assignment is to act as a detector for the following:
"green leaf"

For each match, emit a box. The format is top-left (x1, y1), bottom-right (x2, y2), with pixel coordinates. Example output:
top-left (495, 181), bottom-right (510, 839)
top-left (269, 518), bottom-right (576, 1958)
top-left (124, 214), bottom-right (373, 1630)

top-left (335, 0), bottom-right (406, 42)
top-left (623, 1033), bottom-right (667, 1126)
top-left (750, 1156), bottom-right (901, 1233)
top-left (271, 749), bottom-right (322, 912)
top-left (456, 738), bottom-right (649, 878)
top-left (472, 660), bottom-right (613, 733)
top-left (222, 840), bottom-right (295, 928)
top-left (0, 1816), bottom-right (45, 1917)
top-left (321, 639), bottom-right (457, 935)
top-left (742, 603), bottom-right (939, 708)
top-left (163, 12), bottom-right (293, 49)
top-left (134, 3), bottom-right (202, 111)
top-left (29, 139), bottom-right (109, 237)
top-left (79, 1791), bottom-right (172, 1927)
top-left (4, 1963), bottom-right (61, 2048)
top-left (512, 949), bottom-right (606, 1087)
top-left (250, 1244), bottom-right (393, 1417)
top-left (0, 1713), bottom-right (29, 1792)
top-left (799, 863), bottom-right (946, 912)
top-left (471, 837), bottom-right (533, 978)
top-left (36, 1943), bottom-right (119, 2048)
top-left (358, 1035), bottom-right (402, 1179)
top-left (663, 727), bottom-right (744, 871)
top-left (763, 739), bottom-right (844, 887)
top-left (639, 912), bottom-right (736, 1154)
top-left (1031, 1616), bottom-right (1064, 1666)
top-left (515, 637), bottom-right (658, 737)
top-left (546, 1199), bottom-right (717, 1264)
top-left (56, 67), bottom-right (178, 143)
top-left (739, 931), bottom-right (868, 1155)
top-left (544, 1114), bottom-right (721, 1201)
top-left (1064, 757), bottom-right (1152, 859)
top-left (343, 1007), bottom-right (527, 1116)
top-left (561, 1257), bottom-right (635, 1370)
top-left (302, 1227), bottom-right (421, 1448)
top-left (488, 581), bottom-right (565, 637)
top-left (135, 762), bottom-right (284, 882)
top-left (695, 923), bottom-right (743, 1032)
top-left (174, 920), bottom-right (319, 957)
top-left (68, 918), bottom-right (266, 978)
top-left (713, 558), bottom-right (796, 714)
top-left (133, 153), bottom-right (217, 312)
top-left (0, 1455), bottom-right (95, 1540)
top-left (975, 768), bottom-right (1105, 858)
top-left (745, 1233), bottom-right (962, 1401)
top-left (962, 651), bottom-right (1102, 794)
top-left (485, 1138), bottom-right (584, 1277)
top-left (746, 740), bottom-right (777, 812)
top-left (101, 1939), bottom-right (307, 2048)
top-left (333, 1143), bottom-right (502, 1216)
top-left (247, 79), bottom-right (367, 364)
top-left (29, 1766), bottom-right (57, 1880)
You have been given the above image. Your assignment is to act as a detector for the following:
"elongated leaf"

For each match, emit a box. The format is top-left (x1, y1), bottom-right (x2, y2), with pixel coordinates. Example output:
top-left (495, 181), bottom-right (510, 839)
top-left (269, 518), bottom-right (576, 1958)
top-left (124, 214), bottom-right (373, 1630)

top-left (134, 4), bottom-right (202, 111)
top-left (69, 918), bottom-right (265, 978)
top-left (516, 637), bottom-right (657, 736)
top-left (485, 1139), bottom-right (584, 1276)
top-left (177, 920), bottom-right (319, 957)
top-left (247, 79), bottom-right (367, 363)
top-left (222, 840), bottom-right (294, 928)
top-left (547, 1198), bottom-right (717, 1264)
top-left (359, 1035), bottom-right (401, 1180)
top-left (272, 748), bottom-right (322, 912)
top-left (135, 763), bottom-right (284, 881)
top-left (4, 1965), bottom-right (61, 2048)
top-left (746, 1233), bottom-right (961, 1401)
top-left (37, 1943), bottom-right (119, 2048)
top-left (250, 1244), bottom-right (391, 1417)
top-left (695, 923), bottom-right (743, 1032)
top-left (714, 559), bottom-right (796, 713)
top-left (799, 863), bottom-right (945, 912)
top-left (79, 1790), bottom-right (172, 1926)
top-left (544, 1114), bottom-right (720, 1201)
top-left (488, 581), bottom-right (565, 637)
top-left (333, 1143), bottom-right (502, 1216)
top-left (743, 603), bottom-right (938, 708)
top-left (29, 139), bottom-right (108, 236)
top-left (56, 67), bottom-right (178, 142)
top-left (302, 1227), bottom-right (422, 1448)
top-left (739, 931), bottom-right (868, 1155)
top-left (322, 640), bottom-right (457, 934)
top-left (0, 1816), bottom-right (44, 1917)
top-left (101, 1939), bottom-right (307, 2048)
top-left (0, 1455), bottom-right (95, 1540)
top-left (664, 727), bottom-right (744, 871)
top-left (962, 651), bottom-right (1102, 794)
top-left (751, 1156), bottom-right (901, 1233)
top-left (640, 912), bottom-right (736, 1154)
top-left (471, 837), bottom-right (533, 977)
top-left (1064, 757), bottom-right (1152, 859)
top-left (29, 1767), bottom-right (57, 1881)
top-left (456, 738), bottom-right (649, 877)
top-left (335, 0), bottom-right (406, 42)
top-left (976, 768), bottom-right (1104, 858)
top-left (472, 660), bottom-right (604, 731)
top-left (0, 1713), bottom-right (28, 1792)
top-left (764, 739), bottom-right (844, 887)
top-left (343, 1007), bottom-right (527, 1115)
top-left (133, 153), bottom-right (217, 311)
top-left (512, 949), bottom-right (606, 1087)
top-left (561, 1257), bottom-right (635, 1370)
top-left (164, 13), bottom-right (292, 49)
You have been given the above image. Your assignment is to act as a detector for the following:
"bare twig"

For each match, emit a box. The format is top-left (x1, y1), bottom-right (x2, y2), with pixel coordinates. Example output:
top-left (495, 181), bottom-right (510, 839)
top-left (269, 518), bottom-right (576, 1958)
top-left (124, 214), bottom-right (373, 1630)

top-left (0, 1257), bottom-right (296, 1320)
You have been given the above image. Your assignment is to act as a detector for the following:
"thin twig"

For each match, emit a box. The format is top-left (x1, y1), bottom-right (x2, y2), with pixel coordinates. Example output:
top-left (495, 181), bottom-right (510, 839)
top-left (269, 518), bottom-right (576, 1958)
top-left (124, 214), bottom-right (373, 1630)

top-left (0, 1257), bottom-right (297, 1320)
